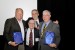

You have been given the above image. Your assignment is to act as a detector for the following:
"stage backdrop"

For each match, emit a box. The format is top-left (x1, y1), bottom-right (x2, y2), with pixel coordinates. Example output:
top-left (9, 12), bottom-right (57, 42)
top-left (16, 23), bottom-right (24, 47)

top-left (0, 0), bottom-right (37, 35)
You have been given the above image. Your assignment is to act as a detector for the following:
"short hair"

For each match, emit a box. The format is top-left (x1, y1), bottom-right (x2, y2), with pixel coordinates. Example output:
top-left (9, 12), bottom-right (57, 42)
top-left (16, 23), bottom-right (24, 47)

top-left (31, 9), bottom-right (39, 13)
top-left (26, 17), bottom-right (34, 28)
top-left (15, 8), bottom-right (23, 13)
top-left (43, 10), bottom-right (51, 15)
top-left (27, 17), bottom-right (34, 23)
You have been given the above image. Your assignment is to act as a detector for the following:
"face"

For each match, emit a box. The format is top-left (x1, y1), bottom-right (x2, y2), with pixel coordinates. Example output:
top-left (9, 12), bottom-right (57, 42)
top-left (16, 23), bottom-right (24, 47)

top-left (28, 20), bottom-right (35, 29)
top-left (32, 11), bottom-right (39, 20)
top-left (43, 12), bottom-right (51, 23)
top-left (16, 9), bottom-right (23, 21)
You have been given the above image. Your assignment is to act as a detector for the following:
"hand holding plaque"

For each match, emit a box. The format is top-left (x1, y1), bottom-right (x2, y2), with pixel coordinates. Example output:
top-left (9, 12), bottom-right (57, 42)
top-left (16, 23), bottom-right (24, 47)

top-left (13, 32), bottom-right (23, 44)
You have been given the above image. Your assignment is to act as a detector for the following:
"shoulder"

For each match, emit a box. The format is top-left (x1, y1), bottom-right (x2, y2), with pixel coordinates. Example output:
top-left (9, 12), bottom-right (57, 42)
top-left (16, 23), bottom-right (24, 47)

top-left (34, 28), bottom-right (39, 35)
top-left (34, 28), bottom-right (39, 31)
top-left (34, 28), bottom-right (39, 33)
top-left (52, 22), bottom-right (60, 29)
top-left (22, 20), bottom-right (26, 22)
top-left (22, 20), bottom-right (26, 24)
top-left (40, 21), bottom-right (43, 24)
top-left (39, 21), bottom-right (43, 25)
top-left (5, 17), bottom-right (15, 23)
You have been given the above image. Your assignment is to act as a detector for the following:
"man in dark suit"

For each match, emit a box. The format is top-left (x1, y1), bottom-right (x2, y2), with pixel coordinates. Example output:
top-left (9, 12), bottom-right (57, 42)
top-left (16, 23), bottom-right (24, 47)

top-left (3, 8), bottom-right (26, 50)
top-left (25, 18), bottom-right (39, 50)
top-left (39, 10), bottom-right (60, 50)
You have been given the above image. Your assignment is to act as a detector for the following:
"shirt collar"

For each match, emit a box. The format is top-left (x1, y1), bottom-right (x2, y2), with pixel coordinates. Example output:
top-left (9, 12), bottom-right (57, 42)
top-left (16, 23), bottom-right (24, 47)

top-left (44, 20), bottom-right (50, 27)
top-left (28, 28), bottom-right (34, 31)
top-left (15, 17), bottom-right (22, 23)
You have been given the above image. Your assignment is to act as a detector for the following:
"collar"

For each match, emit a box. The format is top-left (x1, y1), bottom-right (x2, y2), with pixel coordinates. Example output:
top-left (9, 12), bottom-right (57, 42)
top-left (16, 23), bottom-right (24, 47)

top-left (44, 20), bottom-right (50, 27)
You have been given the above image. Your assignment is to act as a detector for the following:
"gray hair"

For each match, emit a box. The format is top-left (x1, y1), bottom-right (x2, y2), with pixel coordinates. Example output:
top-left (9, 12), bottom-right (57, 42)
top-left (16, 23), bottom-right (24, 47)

top-left (31, 9), bottom-right (39, 13)
top-left (15, 8), bottom-right (23, 13)
top-left (43, 10), bottom-right (51, 15)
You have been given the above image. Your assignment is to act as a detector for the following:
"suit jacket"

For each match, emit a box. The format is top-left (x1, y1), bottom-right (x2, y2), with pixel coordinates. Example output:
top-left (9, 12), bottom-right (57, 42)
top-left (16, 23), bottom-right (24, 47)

top-left (3, 17), bottom-right (26, 50)
top-left (39, 20), bottom-right (60, 50)
top-left (24, 28), bottom-right (40, 50)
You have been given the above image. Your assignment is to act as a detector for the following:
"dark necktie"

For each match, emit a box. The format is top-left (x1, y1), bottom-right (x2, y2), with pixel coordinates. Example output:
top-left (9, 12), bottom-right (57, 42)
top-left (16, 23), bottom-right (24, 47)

top-left (29, 30), bottom-right (33, 47)
top-left (41, 24), bottom-right (46, 38)
top-left (36, 21), bottom-right (39, 27)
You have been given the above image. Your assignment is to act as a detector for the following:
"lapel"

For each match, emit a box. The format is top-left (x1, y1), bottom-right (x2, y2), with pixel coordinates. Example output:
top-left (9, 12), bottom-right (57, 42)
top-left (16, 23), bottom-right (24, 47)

top-left (39, 22), bottom-right (43, 35)
top-left (14, 17), bottom-right (25, 32)
top-left (14, 17), bottom-right (20, 26)
top-left (45, 20), bottom-right (53, 32)
top-left (13, 17), bottom-right (21, 31)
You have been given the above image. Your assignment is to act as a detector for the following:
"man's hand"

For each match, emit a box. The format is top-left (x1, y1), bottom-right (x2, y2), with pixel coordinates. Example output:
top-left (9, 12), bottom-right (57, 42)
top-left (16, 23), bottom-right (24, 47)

top-left (48, 43), bottom-right (57, 48)
top-left (53, 20), bottom-right (59, 24)
top-left (8, 41), bottom-right (18, 47)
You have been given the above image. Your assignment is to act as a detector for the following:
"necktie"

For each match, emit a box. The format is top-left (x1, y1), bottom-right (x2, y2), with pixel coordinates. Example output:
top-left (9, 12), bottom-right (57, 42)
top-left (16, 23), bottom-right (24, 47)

top-left (41, 24), bottom-right (46, 38)
top-left (29, 30), bottom-right (33, 47)
top-left (36, 21), bottom-right (39, 27)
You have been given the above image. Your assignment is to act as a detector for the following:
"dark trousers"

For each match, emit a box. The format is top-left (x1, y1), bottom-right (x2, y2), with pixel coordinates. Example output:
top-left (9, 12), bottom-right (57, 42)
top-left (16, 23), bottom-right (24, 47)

top-left (25, 45), bottom-right (35, 50)
top-left (25, 42), bottom-right (39, 50)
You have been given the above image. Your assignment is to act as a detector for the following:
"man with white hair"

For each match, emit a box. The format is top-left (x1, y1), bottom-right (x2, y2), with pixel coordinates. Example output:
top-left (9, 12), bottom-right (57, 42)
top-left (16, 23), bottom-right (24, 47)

top-left (39, 10), bottom-right (60, 50)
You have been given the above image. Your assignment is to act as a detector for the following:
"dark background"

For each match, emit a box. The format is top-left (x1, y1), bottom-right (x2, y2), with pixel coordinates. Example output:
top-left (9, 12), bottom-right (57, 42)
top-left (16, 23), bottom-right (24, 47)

top-left (0, 0), bottom-right (74, 50)
top-left (37, 0), bottom-right (74, 50)
top-left (37, 0), bottom-right (65, 50)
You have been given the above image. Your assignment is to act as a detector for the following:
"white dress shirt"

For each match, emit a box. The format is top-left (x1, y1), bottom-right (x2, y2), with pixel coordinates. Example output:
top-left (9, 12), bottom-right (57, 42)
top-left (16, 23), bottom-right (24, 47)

top-left (26, 28), bottom-right (34, 46)
top-left (18, 20), bottom-right (25, 41)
